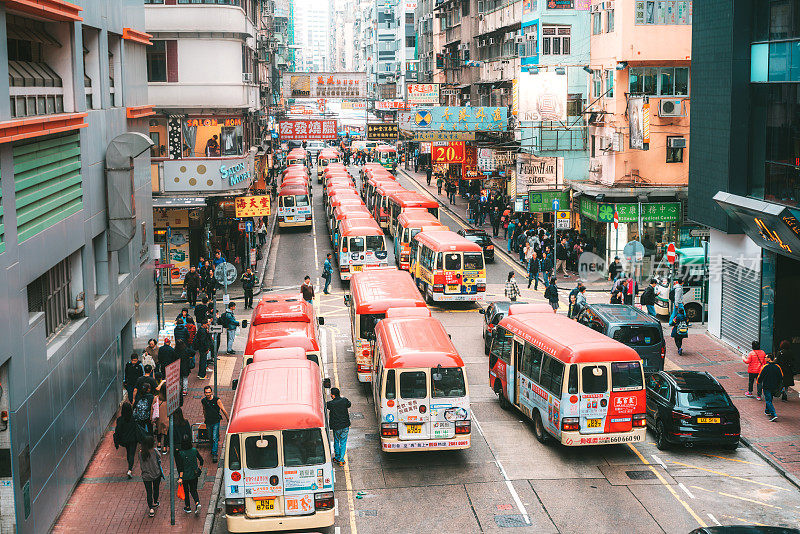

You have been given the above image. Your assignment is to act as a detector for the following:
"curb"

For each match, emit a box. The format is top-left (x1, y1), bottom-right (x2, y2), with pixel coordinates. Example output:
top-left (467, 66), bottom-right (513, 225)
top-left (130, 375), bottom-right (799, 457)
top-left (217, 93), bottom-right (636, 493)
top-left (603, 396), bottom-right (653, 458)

top-left (739, 435), bottom-right (800, 492)
top-left (203, 456), bottom-right (226, 534)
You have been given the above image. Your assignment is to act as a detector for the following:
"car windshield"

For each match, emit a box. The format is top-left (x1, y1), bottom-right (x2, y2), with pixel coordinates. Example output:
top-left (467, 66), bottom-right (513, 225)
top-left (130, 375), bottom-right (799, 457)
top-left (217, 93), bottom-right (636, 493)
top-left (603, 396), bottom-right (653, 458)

top-left (677, 390), bottom-right (732, 409)
top-left (464, 252), bottom-right (484, 270)
top-left (611, 362), bottom-right (644, 391)
top-left (431, 367), bottom-right (466, 398)
top-left (283, 429), bottom-right (326, 467)
top-left (612, 326), bottom-right (662, 346)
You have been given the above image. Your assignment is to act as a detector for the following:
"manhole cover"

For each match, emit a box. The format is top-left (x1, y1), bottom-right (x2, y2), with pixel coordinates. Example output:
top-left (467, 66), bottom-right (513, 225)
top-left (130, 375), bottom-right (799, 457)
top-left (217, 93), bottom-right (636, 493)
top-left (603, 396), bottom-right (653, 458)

top-left (494, 514), bottom-right (529, 528)
top-left (356, 510), bottom-right (378, 517)
top-left (626, 470), bottom-right (657, 480)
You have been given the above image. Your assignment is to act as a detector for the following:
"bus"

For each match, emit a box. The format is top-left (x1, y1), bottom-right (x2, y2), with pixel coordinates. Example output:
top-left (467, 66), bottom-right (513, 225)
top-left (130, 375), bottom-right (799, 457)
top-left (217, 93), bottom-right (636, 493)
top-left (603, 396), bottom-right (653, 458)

top-left (224, 360), bottom-right (334, 532)
top-left (359, 162), bottom-right (386, 182)
top-left (346, 268), bottom-right (427, 382)
top-left (286, 149), bottom-right (308, 168)
top-left (409, 230), bottom-right (486, 303)
top-left (316, 149), bottom-right (342, 183)
top-left (372, 315), bottom-right (471, 451)
top-left (655, 245), bottom-right (708, 322)
top-left (323, 183), bottom-right (357, 209)
top-left (372, 182), bottom-right (406, 230)
top-left (386, 190), bottom-right (439, 237)
top-left (488, 309), bottom-right (647, 446)
top-left (363, 175), bottom-right (397, 211)
top-left (244, 294), bottom-right (324, 366)
top-left (277, 185), bottom-right (312, 229)
top-left (330, 207), bottom-right (373, 251)
top-left (394, 209), bottom-right (445, 271)
top-left (375, 145), bottom-right (398, 171)
top-left (338, 219), bottom-right (389, 280)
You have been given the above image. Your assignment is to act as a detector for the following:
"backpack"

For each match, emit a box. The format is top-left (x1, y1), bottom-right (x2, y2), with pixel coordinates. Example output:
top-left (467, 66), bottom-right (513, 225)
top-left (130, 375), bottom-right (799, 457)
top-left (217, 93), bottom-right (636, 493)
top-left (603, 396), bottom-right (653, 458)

top-left (133, 397), bottom-right (150, 422)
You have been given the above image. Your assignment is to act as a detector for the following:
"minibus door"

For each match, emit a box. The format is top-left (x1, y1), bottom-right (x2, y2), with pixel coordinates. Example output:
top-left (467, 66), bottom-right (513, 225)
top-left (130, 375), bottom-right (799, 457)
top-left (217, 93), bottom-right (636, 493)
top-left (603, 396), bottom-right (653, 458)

top-left (242, 433), bottom-right (284, 518)
top-left (397, 370), bottom-right (430, 440)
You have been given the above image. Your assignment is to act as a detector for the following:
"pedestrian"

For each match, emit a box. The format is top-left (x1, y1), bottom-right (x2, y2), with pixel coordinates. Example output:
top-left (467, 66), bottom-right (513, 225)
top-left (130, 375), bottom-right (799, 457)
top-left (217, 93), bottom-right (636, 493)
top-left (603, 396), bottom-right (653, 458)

top-left (173, 319), bottom-right (189, 346)
top-left (623, 277), bottom-right (638, 305)
top-left (156, 337), bottom-right (175, 376)
top-left (568, 294), bottom-right (579, 319)
top-left (556, 238), bottom-right (569, 277)
top-left (491, 207), bottom-right (501, 237)
top-left (212, 249), bottom-right (226, 267)
top-left (608, 256), bottom-right (622, 281)
top-left (177, 437), bottom-right (204, 515)
top-left (301, 275), bottom-right (315, 304)
top-left (194, 296), bottom-right (211, 325)
top-left (133, 364), bottom-right (158, 404)
top-left (541, 247), bottom-right (553, 287)
top-left (426, 165), bottom-right (432, 186)
top-left (175, 307), bottom-right (190, 326)
top-left (139, 434), bottom-right (163, 518)
top-left (757, 354), bottom-right (784, 422)
top-left (326, 387), bottom-right (351, 466)
top-left (154, 378), bottom-right (169, 453)
top-left (220, 302), bottom-right (240, 355)
top-left (527, 251), bottom-right (539, 290)
top-left (669, 280), bottom-right (684, 321)
top-left (257, 219), bottom-right (267, 247)
top-left (142, 339), bottom-right (158, 369)
top-left (175, 339), bottom-right (193, 396)
top-left (776, 340), bottom-right (794, 401)
top-left (322, 253), bottom-right (333, 295)
top-left (640, 279), bottom-right (658, 317)
top-left (669, 305), bottom-right (689, 356)
top-left (544, 277), bottom-right (559, 311)
top-left (436, 173), bottom-right (444, 195)
top-left (506, 219), bottom-right (516, 251)
top-left (194, 319), bottom-right (213, 379)
top-left (504, 271), bottom-right (521, 302)
top-left (201, 261), bottom-right (216, 298)
top-left (610, 277), bottom-right (624, 304)
top-left (132, 381), bottom-right (155, 436)
top-left (743, 340), bottom-right (767, 399)
top-left (183, 266), bottom-right (201, 307)
top-left (201, 385), bottom-right (229, 463)
top-left (502, 210), bottom-right (510, 239)
top-left (124, 353), bottom-right (144, 403)
top-left (185, 317), bottom-right (197, 347)
top-left (113, 401), bottom-right (140, 478)
top-left (241, 268), bottom-right (256, 309)
top-left (575, 284), bottom-right (587, 313)
top-left (171, 408), bottom-right (193, 452)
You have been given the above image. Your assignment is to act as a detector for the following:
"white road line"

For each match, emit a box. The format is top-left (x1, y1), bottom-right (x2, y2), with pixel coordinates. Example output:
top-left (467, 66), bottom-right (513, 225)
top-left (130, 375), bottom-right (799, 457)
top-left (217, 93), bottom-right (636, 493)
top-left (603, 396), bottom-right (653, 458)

top-left (321, 324), bottom-right (329, 366)
top-left (707, 513), bottom-right (721, 526)
top-left (471, 416), bottom-right (531, 525)
top-left (651, 454), bottom-right (668, 469)
top-left (335, 498), bottom-right (339, 517)
top-left (312, 197), bottom-right (319, 270)
top-left (679, 483), bottom-right (696, 499)
top-left (335, 527), bottom-right (341, 534)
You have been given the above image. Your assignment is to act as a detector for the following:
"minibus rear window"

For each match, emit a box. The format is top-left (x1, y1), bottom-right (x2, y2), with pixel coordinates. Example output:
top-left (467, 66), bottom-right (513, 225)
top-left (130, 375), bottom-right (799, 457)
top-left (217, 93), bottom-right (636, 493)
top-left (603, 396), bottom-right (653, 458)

top-left (366, 235), bottom-right (385, 251)
top-left (360, 313), bottom-right (384, 339)
top-left (428, 208), bottom-right (438, 218)
top-left (444, 253), bottom-right (462, 271)
top-left (431, 367), bottom-right (466, 398)
top-left (582, 366), bottom-right (608, 394)
top-left (400, 371), bottom-right (427, 399)
top-left (464, 252), bottom-right (484, 270)
top-left (281, 196), bottom-right (294, 207)
top-left (296, 195), bottom-right (310, 207)
top-left (350, 237), bottom-right (365, 252)
top-left (244, 435), bottom-right (278, 469)
top-left (611, 362), bottom-right (644, 391)
top-left (283, 429), bottom-right (326, 467)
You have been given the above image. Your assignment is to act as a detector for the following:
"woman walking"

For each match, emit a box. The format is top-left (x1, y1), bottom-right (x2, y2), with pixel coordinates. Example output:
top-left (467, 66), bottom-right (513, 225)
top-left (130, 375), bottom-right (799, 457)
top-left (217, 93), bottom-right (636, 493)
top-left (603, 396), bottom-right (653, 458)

top-left (132, 382), bottom-right (155, 436)
top-left (544, 277), bottom-right (559, 311)
top-left (178, 438), bottom-right (205, 515)
top-left (140, 434), bottom-right (163, 517)
top-left (670, 305), bottom-right (689, 356)
top-left (113, 402), bottom-right (139, 478)
top-left (504, 271), bottom-right (521, 302)
top-left (776, 340), bottom-right (795, 401)
top-left (155, 379), bottom-right (169, 454)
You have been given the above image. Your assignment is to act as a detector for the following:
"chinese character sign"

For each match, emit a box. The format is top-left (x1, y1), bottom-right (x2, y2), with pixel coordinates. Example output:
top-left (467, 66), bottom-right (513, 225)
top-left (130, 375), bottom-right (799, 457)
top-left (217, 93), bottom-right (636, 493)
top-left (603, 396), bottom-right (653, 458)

top-left (283, 72), bottom-right (368, 99)
top-left (462, 145), bottom-right (479, 179)
top-left (412, 107), bottom-right (508, 131)
top-left (366, 123), bottom-right (399, 141)
top-left (235, 195), bottom-right (271, 217)
top-left (431, 142), bottom-right (465, 164)
top-left (629, 96), bottom-right (650, 150)
top-left (407, 83), bottom-right (440, 105)
top-left (279, 120), bottom-right (338, 140)
top-left (375, 100), bottom-right (409, 110)
top-left (518, 71), bottom-right (568, 122)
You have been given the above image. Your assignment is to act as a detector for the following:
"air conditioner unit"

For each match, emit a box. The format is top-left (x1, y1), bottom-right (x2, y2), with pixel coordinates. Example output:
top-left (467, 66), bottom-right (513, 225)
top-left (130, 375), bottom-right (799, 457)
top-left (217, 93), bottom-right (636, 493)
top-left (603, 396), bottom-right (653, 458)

top-left (242, 72), bottom-right (253, 83)
top-left (526, 33), bottom-right (536, 40)
top-left (589, 160), bottom-right (601, 173)
top-left (590, 4), bottom-right (600, 12)
top-left (514, 35), bottom-right (524, 44)
top-left (659, 98), bottom-right (683, 117)
top-left (480, 39), bottom-right (486, 47)
top-left (668, 137), bottom-right (687, 149)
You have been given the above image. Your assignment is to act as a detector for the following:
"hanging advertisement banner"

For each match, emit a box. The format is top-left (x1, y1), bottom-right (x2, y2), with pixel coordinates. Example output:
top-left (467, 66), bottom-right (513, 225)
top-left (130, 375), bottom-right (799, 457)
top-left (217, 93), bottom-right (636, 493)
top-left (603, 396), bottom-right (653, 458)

top-left (629, 96), bottom-right (650, 150)
top-left (407, 83), bottom-right (440, 105)
top-left (462, 145), bottom-right (479, 179)
top-left (375, 100), bottom-right (409, 110)
top-left (432, 142), bottom-right (465, 163)
top-left (518, 71), bottom-right (568, 122)
top-left (283, 72), bottom-right (368, 99)
top-left (366, 123), bottom-right (399, 141)
top-left (279, 119), bottom-right (338, 140)
top-left (398, 111), bottom-right (416, 131)
top-left (515, 154), bottom-right (563, 194)
top-left (341, 101), bottom-right (368, 110)
top-left (412, 131), bottom-right (476, 141)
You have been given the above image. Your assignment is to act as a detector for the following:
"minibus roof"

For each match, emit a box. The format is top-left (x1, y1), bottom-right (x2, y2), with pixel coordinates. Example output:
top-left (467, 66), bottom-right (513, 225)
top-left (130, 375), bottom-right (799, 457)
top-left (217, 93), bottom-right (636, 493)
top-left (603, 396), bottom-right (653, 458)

top-left (508, 304), bottom-right (554, 315)
top-left (375, 183), bottom-right (405, 195)
top-left (414, 230), bottom-right (482, 253)
top-left (498, 312), bottom-right (641, 364)
top-left (388, 190), bottom-right (438, 208)
top-left (329, 196), bottom-right (364, 208)
top-left (278, 186), bottom-right (309, 196)
top-left (252, 295), bottom-right (313, 326)
top-left (246, 322), bottom-right (319, 353)
top-left (282, 165), bottom-right (308, 175)
top-left (376, 145), bottom-right (396, 152)
top-left (326, 185), bottom-right (357, 196)
top-left (281, 177), bottom-right (308, 187)
top-left (340, 219), bottom-right (384, 236)
top-left (252, 347), bottom-right (307, 363)
top-left (398, 209), bottom-right (440, 226)
top-left (350, 269), bottom-right (425, 314)
top-left (375, 316), bottom-right (464, 369)
top-left (334, 206), bottom-right (372, 220)
top-left (385, 307), bottom-right (431, 318)
top-left (228, 359), bottom-right (324, 434)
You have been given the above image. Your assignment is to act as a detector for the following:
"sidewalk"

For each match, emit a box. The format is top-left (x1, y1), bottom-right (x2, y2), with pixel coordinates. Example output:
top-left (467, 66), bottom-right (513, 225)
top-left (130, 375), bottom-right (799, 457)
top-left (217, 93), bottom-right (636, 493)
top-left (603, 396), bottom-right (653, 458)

top-left (399, 166), bottom-right (800, 489)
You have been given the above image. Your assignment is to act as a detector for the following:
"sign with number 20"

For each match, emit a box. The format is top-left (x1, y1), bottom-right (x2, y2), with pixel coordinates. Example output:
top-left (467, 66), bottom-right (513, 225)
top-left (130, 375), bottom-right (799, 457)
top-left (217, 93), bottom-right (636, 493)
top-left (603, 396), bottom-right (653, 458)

top-left (432, 142), bottom-right (465, 164)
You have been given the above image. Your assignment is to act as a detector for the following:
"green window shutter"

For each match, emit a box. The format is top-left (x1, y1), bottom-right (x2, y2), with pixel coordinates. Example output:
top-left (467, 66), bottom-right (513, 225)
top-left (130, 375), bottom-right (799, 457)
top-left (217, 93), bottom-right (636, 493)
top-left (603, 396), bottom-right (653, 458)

top-left (13, 132), bottom-right (83, 243)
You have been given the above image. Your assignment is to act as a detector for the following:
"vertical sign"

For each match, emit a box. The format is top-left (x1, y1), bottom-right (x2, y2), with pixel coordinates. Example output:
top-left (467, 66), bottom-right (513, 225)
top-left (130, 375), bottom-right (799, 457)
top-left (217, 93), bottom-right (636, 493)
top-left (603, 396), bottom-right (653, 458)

top-left (165, 359), bottom-right (182, 416)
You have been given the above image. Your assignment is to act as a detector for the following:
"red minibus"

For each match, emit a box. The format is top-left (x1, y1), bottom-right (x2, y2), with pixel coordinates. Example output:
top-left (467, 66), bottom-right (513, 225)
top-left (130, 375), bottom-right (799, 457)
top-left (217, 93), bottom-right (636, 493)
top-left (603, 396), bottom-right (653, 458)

top-left (386, 191), bottom-right (439, 237)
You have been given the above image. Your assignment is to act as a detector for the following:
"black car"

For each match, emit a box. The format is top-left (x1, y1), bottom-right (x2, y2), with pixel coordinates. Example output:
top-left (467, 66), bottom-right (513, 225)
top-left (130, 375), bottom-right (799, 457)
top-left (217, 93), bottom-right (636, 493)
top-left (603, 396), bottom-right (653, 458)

top-left (690, 528), bottom-right (800, 534)
top-left (479, 301), bottom-right (524, 354)
top-left (645, 370), bottom-right (740, 450)
top-left (457, 228), bottom-right (494, 262)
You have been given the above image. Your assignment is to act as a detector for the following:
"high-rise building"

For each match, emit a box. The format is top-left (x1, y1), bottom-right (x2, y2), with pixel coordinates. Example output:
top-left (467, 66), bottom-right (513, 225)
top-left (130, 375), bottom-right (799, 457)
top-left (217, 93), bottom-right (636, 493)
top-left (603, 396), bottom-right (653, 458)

top-left (293, 0), bottom-right (329, 72)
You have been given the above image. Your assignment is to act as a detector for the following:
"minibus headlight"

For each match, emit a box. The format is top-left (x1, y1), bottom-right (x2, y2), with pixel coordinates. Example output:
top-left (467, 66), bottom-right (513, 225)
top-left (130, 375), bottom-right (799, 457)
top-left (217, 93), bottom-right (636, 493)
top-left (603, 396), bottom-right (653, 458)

top-left (226, 498), bottom-right (245, 515)
top-left (561, 417), bottom-right (580, 431)
top-left (381, 422), bottom-right (398, 437)
top-left (455, 420), bottom-right (471, 434)
top-left (315, 491), bottom-right (335, 511)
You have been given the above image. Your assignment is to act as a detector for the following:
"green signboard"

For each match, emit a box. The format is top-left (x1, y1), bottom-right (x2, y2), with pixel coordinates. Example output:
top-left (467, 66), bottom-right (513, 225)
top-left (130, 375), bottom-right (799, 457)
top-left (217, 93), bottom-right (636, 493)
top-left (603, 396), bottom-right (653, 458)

top-left (528, 190), bottom-right (570, 213)
top-left (580, 197), bottom-right (598, 220)
top-left (579, 198), bottom-right (681, 223)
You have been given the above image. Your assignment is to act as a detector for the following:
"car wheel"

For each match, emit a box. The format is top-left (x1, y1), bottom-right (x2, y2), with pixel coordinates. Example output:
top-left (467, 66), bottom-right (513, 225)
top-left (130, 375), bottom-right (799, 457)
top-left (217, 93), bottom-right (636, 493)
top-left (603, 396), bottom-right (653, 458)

top-left (533, 411), bottom-right (549, 444)
top-left (655, 421), bottom-right (669, 450)
top-left (685, 303), bottom-right (702, 322)
top-left (723, 441), bottom-right (739, 451)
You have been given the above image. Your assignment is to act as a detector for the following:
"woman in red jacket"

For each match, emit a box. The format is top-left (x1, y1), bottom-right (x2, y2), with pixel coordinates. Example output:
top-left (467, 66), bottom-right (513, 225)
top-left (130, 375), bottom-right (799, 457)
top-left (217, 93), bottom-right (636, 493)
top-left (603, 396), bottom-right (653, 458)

top-left (744, 340), bottom-right (767, 399)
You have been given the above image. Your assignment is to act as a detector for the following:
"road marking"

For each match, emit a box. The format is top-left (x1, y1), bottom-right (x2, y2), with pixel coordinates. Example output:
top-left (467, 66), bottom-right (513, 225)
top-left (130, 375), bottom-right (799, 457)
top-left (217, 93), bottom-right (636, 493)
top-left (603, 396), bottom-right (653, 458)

top-left (678, 483), bottom-right (695, 499)
top-left (471, 416), bottom-right (531, 525)
top-left (707, 513), bottom-right (721, 526)
top-left (691, 486), bottom-right (782, 509)
top-left (312, 190), bottom-right (319, 270)
top-left (672, 460), bottom-right (790, 491)
top-left (701, 453), bottom-right (759, 465)
top-left (627, 444), bottom-right (707, 528)
top-left (335, 498), bottom-right (339, 517)
top-left (737, 517), bottom-right (765, 527)
top-left (651, 454), bottom-right (668, 469)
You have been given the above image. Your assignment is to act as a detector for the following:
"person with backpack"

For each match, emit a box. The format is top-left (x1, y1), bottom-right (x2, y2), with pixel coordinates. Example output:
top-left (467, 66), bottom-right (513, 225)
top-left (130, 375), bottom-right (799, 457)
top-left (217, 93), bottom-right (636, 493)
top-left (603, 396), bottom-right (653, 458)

top-left (640, 279), bottom-right (658, 316)
top-left (321, 253), bottom-right (333, 295)
top-left (544, 277), bottom-right (559, 311)
top-left (177, 438), bottom-right (204, 515)
top-left (744, 340), bottom-right (767, 399)
top-left (757, 354), bottom-right (784, 422)
top-left (669, 305), bottom-right (689, 356)
top-left (132, 382), bottom-right (155, 436)
top-left (194, 319), bottom-right (213, 379)
top-left (114, 401), bottom-right (140, 478)
top-left (139, 434), bottom-right (164, 517)
top-left (221, 303), bottom-right (240, 355)
top-left (124, 353), bottom-right (144, 403)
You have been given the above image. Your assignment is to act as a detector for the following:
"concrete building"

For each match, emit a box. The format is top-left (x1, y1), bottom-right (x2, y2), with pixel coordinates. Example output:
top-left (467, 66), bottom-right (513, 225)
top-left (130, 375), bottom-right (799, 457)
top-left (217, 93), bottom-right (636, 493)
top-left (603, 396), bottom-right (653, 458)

top-left (690, 0), bottom-right (800, 355)
top-left (415, 0), bottom-right (438, 82)
top-left (580, 0), bottom-right (692, 264)
top-left (376, 0), bottom-right (403, 98)
top-left (294, 0), bottom-right (329, 72)
top-left (0, 1), bottom-right (155, 532)
top-left (432, 0), bottom-right (480, 105)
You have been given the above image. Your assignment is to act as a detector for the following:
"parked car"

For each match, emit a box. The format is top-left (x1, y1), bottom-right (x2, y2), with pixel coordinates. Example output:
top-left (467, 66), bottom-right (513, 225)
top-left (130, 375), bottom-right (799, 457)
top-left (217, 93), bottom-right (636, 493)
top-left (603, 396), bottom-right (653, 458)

top-left (457, 228), bottom-right (494, 262)
top-left (645, 370), bottom-right (740, 450)
top-left (576, 304), bottom-right (665, 374)
top-left (690, 527), bottom-right (800, 534)
top-left (479, 301), bottom-right (524, 354)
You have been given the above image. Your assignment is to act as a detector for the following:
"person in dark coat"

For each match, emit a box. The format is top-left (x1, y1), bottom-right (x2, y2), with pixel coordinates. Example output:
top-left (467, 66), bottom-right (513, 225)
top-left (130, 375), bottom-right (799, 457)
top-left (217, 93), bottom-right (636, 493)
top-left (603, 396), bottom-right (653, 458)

top-left (194, 296), bottom-right (211, 325)
top-left (241, 268), bottom-right (256, 309)
top-left (194, 319), bottom-right (213, 379)
top-left (669, 306), bottom-right (689, 356)
top-left (183, 266), bottom-right (202, 307)
top-left (326, 388), bottom-right (351, 466)
top-left (113, 401), bottom-right (140, 478)
top-left (124, 353), bottom-right (144, 403)
top-left (544, 277), bottom-right (559, 311)
top-left (757, 354), bottom-right (784, 421)
top-left (174, 339), bottom-right (192, 395)
top-left (157, 338), bottom-right (176, 376)
top-left (640, 279), bottom-right (658, 317)
top-left (776, 340), bottom-right (795, 401)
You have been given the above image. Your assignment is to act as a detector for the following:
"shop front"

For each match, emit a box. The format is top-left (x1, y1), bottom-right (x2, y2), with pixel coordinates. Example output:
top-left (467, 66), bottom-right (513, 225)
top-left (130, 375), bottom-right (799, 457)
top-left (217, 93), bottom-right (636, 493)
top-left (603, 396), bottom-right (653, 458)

top-left (152, 200), bottom-right (206, 286)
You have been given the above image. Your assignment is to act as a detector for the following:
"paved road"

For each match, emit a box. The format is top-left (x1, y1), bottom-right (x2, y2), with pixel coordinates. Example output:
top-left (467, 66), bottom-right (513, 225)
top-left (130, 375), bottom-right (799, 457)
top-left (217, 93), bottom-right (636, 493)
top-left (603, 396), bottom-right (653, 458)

top-left (213, 163), bottom-right (800, 534)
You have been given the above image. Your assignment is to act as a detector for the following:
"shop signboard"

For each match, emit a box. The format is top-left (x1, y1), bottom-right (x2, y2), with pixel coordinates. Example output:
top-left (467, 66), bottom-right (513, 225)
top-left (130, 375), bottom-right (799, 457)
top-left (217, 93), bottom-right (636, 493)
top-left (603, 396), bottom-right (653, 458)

top-left (432, 142), bottom-right (465, 163)
top-left (412, 131), bottom-right (476, 141)
top-left (283, 72), bottom-right (368, 99)
top-left (235, 195), bottom-right (271, 218)
top-left (581, 198), bottom-right (681, 223)
top-left (399, 111), bottom-right (417, 131)
top-left (527, 190), bottom-right (570, 214)
top-left (478, 148), bottom-right (516, 171)
top-left (407, 107), bottom-right (508, 131)
top-left (407, 83), bottom-right (440, 105)
top-left (556, 210), bottom-right (571, 230)
top-left (419, 142), bottom-right (432, 154)
top-left (629, 96), bottom-right (650, 150)
top-left (168, 228), bottom-right (190, 282)
top-left (462, 145), bottom-right (479, 179)
top-left (279, 119), bottom-right (338, 140)
top-left (366, 123), bottom-right (399, 141)
top-left (547, 0), bottom-right (574, 8)
top-left (375, 100), bottom-right (409, 110)
top-left (515, 155), bottom-right (563, 194)
top-left (518, 71), bottom-right (568, 122)
top-left (341, 101), bottom-right (368, 110)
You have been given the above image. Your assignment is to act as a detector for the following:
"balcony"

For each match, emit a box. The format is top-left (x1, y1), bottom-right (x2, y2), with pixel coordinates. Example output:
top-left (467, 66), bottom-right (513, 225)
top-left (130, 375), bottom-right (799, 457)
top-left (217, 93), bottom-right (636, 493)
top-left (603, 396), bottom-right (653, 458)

top-left (148, 82), bottom-right (258, 109)
top-left (145, 3), bottom-right (255, 37)
top-left (477, 0), bottom-right (521, 36)
top-left (479, 57), bottom-right (519, 82)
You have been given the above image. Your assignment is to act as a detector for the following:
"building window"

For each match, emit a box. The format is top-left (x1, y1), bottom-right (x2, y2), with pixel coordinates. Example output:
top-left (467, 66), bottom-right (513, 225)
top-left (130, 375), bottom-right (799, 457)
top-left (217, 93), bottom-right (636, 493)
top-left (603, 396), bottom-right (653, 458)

top-left (592, 12), bottom-right (602, 35)
top-left (28, 258), bottom-right (72, 339)
top-left (147, 40), bottom-right (167, 82)
top-left (754, 0), bottom-right (800, 41)
top-left (629, 66), bottom-right (689, 96)
top-left (108, 33), bottom-right (122, 106)
top-left (605, 69), bottom-right (614, 97)
top-left (635, 0), bottom-right (692, 25)
top-left (666, 136), bottom-right (684, 163)
top-left (592, 71), bottom-right (602, 98)
top-left (406, 12), bottom-right (414, 24)
top-left (606, 9), bottom-right (615, 32)
top-left (406, 35), bottom-right (416, 48)
top-left (567, 94), bottom-right (583, 117)
top-left (541, 25), bottom-right (570, 55)
top-left (522, 24), bottom-right (538, 57)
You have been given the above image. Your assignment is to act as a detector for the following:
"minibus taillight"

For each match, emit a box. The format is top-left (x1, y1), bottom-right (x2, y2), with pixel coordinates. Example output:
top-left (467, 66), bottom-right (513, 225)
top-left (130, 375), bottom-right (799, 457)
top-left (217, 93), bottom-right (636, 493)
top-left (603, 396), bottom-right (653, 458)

top-left (455, 420), bottom-right (471, 434)
top-left (315, 492), bottom-right (335, 511)
top-left (561, 417), bottom-right (580, 431)
top-left (341, 265), bottom-right (350, 273)
top-left (381, 422), bottom-right (398, 437)
top-left (633, 414), bottom-right (647, 427)
top-left (225, 498), bottom-right (245, 515)
top-left (357, 364), bottom-right (370, 373)
top-left (433, 284), bottom-right (444, 292)
top-left (660, 343), bottom-right (666, 359)
top-left (477, 283), bottom-right (486, 292)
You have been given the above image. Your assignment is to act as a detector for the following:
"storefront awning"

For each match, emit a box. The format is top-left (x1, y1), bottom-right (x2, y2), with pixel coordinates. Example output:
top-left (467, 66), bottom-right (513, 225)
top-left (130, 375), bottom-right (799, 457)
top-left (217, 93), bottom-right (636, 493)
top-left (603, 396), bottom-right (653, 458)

top-left (152, 196), bottom-right (207, 208)
top-left (714, 192), bottom-right (800, 261)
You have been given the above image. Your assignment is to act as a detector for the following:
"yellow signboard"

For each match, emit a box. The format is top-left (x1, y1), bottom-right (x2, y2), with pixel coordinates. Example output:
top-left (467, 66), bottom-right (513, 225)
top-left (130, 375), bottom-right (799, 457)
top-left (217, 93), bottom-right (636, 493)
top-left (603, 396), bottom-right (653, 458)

top-left (412, 131), bottom-right (476, 142)
top-left (235, 195), bottom-right (271, 217)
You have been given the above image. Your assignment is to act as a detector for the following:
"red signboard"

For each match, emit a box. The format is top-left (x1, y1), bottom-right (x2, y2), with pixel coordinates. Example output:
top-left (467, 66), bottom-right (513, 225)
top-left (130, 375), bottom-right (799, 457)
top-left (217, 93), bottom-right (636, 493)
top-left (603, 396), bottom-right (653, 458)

top-left (279, 119), bottom-right (338, 140)
top-left (462, 145), bottom-right (479, 179)
top-left (432, 142), bottom-right (465, 164)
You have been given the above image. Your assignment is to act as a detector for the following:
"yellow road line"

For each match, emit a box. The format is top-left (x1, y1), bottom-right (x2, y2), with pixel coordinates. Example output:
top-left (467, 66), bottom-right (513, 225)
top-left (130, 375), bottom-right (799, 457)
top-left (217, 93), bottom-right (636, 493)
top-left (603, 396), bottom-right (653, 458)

top-left (701, 453), bottom-right (760, 465)
top-left (692, 486), bottom-right (782, 510)
top-left (628, 444), bottom-right (707, 528)
top-left (672, 460), bottom-right (790, 491)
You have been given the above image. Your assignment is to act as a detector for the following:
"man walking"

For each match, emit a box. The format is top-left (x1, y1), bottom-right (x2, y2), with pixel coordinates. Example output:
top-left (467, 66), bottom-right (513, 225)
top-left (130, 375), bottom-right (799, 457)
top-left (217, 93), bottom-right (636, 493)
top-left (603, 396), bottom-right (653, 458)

top-left (124, 353), bottom-right (143, 402)
top-left (544, 277), bottom-right (559, 311)
top-left (201, 385), bottom-right (229, 462)
top-left (157, 337), bottom-right (176, 376)
top-left (241, 268), bottom-right (256, 309)
top-left (301, 275), bottom-right (315, 304)
top-left (640, 279), bottom-right (658, 317)
top-left (426, 165), bottom-right (432, 186)
top-left (221, 303), bottom-right (240, 354)
top-left (195, 296), bottom-right (211, 325)
top-left (183, 266), bottom-right (201, 308)
top-left (326, 387), bottom-right (352, 466)
top-left (194, 318), bottom-right (213, 379)
top-left (322, 253), bottom-right (333, 295)
top-left (757, 354), bottom-right (784, 422)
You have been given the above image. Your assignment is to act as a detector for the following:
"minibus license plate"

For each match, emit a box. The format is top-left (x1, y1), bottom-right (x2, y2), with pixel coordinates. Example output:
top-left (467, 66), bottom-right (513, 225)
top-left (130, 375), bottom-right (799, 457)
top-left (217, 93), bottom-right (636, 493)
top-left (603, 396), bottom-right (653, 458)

top-left (352, 265), bottom-right (362, 271)
top-left (447, 284), bottom-right (459, 292)
top-left (587, 419), bottom-right (602, 428)
top-left (406, 424), bottom-right (422, 433)
top-left (285, 216), bottom-right (294, 222)
top-left (697, 417), bottom-right (720, 424)
top-left (255, 498), bottom-right (275, 511)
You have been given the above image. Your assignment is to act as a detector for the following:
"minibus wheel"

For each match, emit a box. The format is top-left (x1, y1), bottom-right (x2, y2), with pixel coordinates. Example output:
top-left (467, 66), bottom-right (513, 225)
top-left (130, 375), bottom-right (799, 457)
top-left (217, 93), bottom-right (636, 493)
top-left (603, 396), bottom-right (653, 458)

top-left (533, 411), bottom-right (549, 443)
top-left (495, 381), bottom-right (509, 410)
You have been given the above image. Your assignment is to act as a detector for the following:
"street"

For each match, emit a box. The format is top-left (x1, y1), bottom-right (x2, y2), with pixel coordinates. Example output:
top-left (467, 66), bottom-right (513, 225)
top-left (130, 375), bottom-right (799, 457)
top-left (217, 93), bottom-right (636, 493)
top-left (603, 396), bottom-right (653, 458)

top-left (211, 164), bottom-right (800, 534)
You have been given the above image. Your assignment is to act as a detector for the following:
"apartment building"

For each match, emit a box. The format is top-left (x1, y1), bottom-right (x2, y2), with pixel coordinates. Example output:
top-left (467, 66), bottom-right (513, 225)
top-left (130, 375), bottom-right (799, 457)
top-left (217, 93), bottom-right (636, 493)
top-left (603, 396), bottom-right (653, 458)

top-left (294, 1), bottom-right (329, 72)
top-left (0, 0), bottom-right (155, 531)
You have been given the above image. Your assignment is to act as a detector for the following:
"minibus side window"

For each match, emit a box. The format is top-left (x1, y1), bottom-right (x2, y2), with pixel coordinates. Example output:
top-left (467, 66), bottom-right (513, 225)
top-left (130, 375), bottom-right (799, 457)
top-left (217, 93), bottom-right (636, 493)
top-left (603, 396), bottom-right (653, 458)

top-left (244, 435), bottom-right (278, 469)
top-left (432, 367), bottom-right (466, 398)
top-left (568, 365), bottom-right (578, 394)
top-left (307, 354), bottom-right (319, 366)
top-left (582, 365), bottom-right (609, 394)
top-left (228, 434), bottom-right (242, 470)
top-left (539, 356), bottom-right (556, 393)
top-left (437, 252), bottom-right (444, 270)
top-left (385, 369), bottom-right (396, 399)
top-left (520, 343), bottom-right (542, 381)
top-left (428, 207), bottom-right (438, 218)
top-left (283, 429), bottom-right (326, 467)
top-left (399, 371), bottom-right (427, 399)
